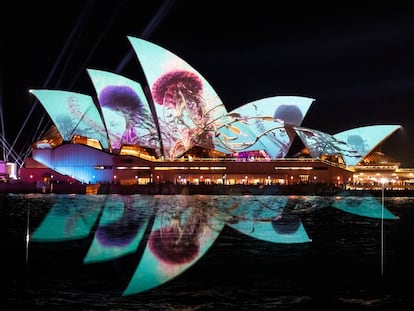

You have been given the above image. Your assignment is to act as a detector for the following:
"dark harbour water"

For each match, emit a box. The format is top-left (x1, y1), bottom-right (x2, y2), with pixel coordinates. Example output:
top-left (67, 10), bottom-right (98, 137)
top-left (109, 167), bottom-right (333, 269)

top-left (2, 193), bottom-right (414, 310)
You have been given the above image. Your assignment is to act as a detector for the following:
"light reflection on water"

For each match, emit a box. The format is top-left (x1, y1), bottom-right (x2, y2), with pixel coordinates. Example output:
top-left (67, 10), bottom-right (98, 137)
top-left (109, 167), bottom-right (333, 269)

top-left (2, 193), bottom-right (414, 309)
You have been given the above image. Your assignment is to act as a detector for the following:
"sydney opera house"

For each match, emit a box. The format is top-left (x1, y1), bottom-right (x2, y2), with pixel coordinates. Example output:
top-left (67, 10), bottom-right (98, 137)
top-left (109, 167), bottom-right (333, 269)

top-left (2, 37), bottom-right (412, 194)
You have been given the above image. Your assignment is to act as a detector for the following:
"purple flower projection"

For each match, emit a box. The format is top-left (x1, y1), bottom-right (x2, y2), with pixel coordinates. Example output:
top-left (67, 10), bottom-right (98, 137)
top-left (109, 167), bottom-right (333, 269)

top-left (99, 85), bottom-right (144, 112)
top-left (273, 104), bottom-right (303, 126)
top-left (151, 70), bottom-right (203, 108)
top-left (148, 208), bottom-right (206, 265)
top-left (99, 85), bottom-right (145, 146)
top-left (148, 226), bottom-right (200, 264)
top-left (95, 210), bottom-right (145, 247)
top-left (150, 70), bottom-right (214, 158)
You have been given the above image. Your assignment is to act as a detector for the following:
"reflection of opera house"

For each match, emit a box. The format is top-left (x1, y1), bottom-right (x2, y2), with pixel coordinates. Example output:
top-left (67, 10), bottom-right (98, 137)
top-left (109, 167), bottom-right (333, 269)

top-left (10, 37), bottom-right (414, 194)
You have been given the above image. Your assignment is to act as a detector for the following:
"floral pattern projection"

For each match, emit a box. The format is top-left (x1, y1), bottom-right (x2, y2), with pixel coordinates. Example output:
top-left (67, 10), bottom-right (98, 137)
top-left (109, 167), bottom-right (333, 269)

top-left (294, 127), bottom-right (359, 160)
top-left (213, 96), bottom-right (314, 158)
top-left (214, 195), bottom-right (314, 244)
top-left (128, 37), bottom-right (316, 159)
top-left (30, 38), bottom-right (402, 170)
top-left (87, 69), bottom-right (161, 154)
top-left (29, 89), bottom-right (109, 149)
top-left (333, 125), bottom-right (402, 166)
top-left (294, 125), bottom-right (402, 166)
top-left (128, 37), bottom-right (228, 159)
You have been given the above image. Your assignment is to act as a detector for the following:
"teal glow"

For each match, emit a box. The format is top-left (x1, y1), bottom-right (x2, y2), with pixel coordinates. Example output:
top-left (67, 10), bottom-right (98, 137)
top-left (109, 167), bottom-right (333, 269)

top-left (333, 125), bottom-right (402, 166)
top-left (229, 220), bottom-right (310, 244)
top-left (217, 195), bottom-right (311, 243)
top-left (87, 69), bottom-right (161, 154)
top-left (30, 89), bottom-right (109, 149)
top-left (294, 125), bottom-right (402, 166)
top-left (123, 195), bottom-right (225, 295)
top-left (332, 194), bottom-right (398, 219)
top-left (214, 96), bottom-right (314, 157)
top-left (294, 127), bottom-right (355, 159)
top-left (128, 36), bottom-right (228, 159)
top-left (28, 194), bottom-right (399, 296)
top-left (30, 195), bottom-right (105, 241)
top-left (84, 196), bottom-right (153, 264)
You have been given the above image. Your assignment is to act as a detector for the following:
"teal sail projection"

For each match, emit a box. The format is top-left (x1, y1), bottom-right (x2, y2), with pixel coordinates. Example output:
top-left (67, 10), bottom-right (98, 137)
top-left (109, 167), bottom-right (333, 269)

top-left (294, 127), bottom-right (355, 159)
top-left (29, 89), bottom-right (109, 149)
top-left (128, 36), bottom-right (228, 159)
top-left (214, 96), bottom-right (314, 157)
top-left (333, 125), bottom-right (402, 166)
top-left (294, 125), bottom-right (402, 166)
top-left (87, 69), bottom-right (161, 154)
top-left (28, 38), bottom-right (403, 186)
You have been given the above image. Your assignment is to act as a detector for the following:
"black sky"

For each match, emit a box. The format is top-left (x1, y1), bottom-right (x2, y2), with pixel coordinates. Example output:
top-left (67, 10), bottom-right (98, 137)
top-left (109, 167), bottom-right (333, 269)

top-left (2, 1), bottom-right (414, 166)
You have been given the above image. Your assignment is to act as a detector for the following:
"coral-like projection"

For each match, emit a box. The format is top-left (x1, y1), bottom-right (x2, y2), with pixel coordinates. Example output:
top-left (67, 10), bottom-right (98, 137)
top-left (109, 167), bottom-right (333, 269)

top-left (151, 70), bottom-right (215, 158)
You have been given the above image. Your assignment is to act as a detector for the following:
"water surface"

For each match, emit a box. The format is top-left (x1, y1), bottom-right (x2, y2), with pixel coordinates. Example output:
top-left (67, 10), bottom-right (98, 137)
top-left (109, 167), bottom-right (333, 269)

top-left (2, 194), bottom-right (414, 310)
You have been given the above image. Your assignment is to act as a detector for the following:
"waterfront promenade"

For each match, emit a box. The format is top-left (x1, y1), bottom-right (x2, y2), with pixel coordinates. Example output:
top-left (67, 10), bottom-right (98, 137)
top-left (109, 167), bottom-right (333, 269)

top-left (2, 181), bottom-right (414, 196)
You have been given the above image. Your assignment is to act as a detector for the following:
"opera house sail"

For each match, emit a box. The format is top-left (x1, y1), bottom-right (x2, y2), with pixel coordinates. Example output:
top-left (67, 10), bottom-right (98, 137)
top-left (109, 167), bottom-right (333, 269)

top-left (22, 37), bottom-right (401, 189)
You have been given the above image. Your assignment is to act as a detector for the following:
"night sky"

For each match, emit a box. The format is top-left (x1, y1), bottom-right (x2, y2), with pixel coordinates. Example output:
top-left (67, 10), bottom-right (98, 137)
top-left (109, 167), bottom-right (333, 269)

top-left (2, 1), bottom-right (414, 166)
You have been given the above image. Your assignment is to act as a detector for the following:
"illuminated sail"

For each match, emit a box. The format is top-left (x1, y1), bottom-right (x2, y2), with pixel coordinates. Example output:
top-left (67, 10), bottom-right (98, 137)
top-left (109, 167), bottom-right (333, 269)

top-left (294, 127), bottom-right (354, 159)
top-left (30, 89), bottom-right (109, 149)
top-left (128, 36), bottom-right (228, 159)
top-left (87, 69), bottom-right (161, 154)
top-left (214, 96), bottom-right (314, 157)
top-left (333, 125), bottom-right (402, 166)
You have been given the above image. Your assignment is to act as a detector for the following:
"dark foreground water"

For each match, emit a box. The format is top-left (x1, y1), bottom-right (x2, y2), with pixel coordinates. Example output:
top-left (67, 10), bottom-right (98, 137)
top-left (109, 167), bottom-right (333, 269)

top-left (2, 193), bottom-right (414, 310)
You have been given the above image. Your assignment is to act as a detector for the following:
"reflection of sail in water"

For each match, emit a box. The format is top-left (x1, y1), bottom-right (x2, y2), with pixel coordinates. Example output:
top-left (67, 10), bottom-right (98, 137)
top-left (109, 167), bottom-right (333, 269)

top-left (28, 193), bottom-right (399, 296)
top-left (332, 192), bottom-right (398, 219)
top-left (31, 195), bottom-right (105, 242)
top-left (123, 195), bottom-right (226, 295)
top-left (84, 195), bottom-right (154, 264)
top-left (216, 195), bottom-right (311, 244)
